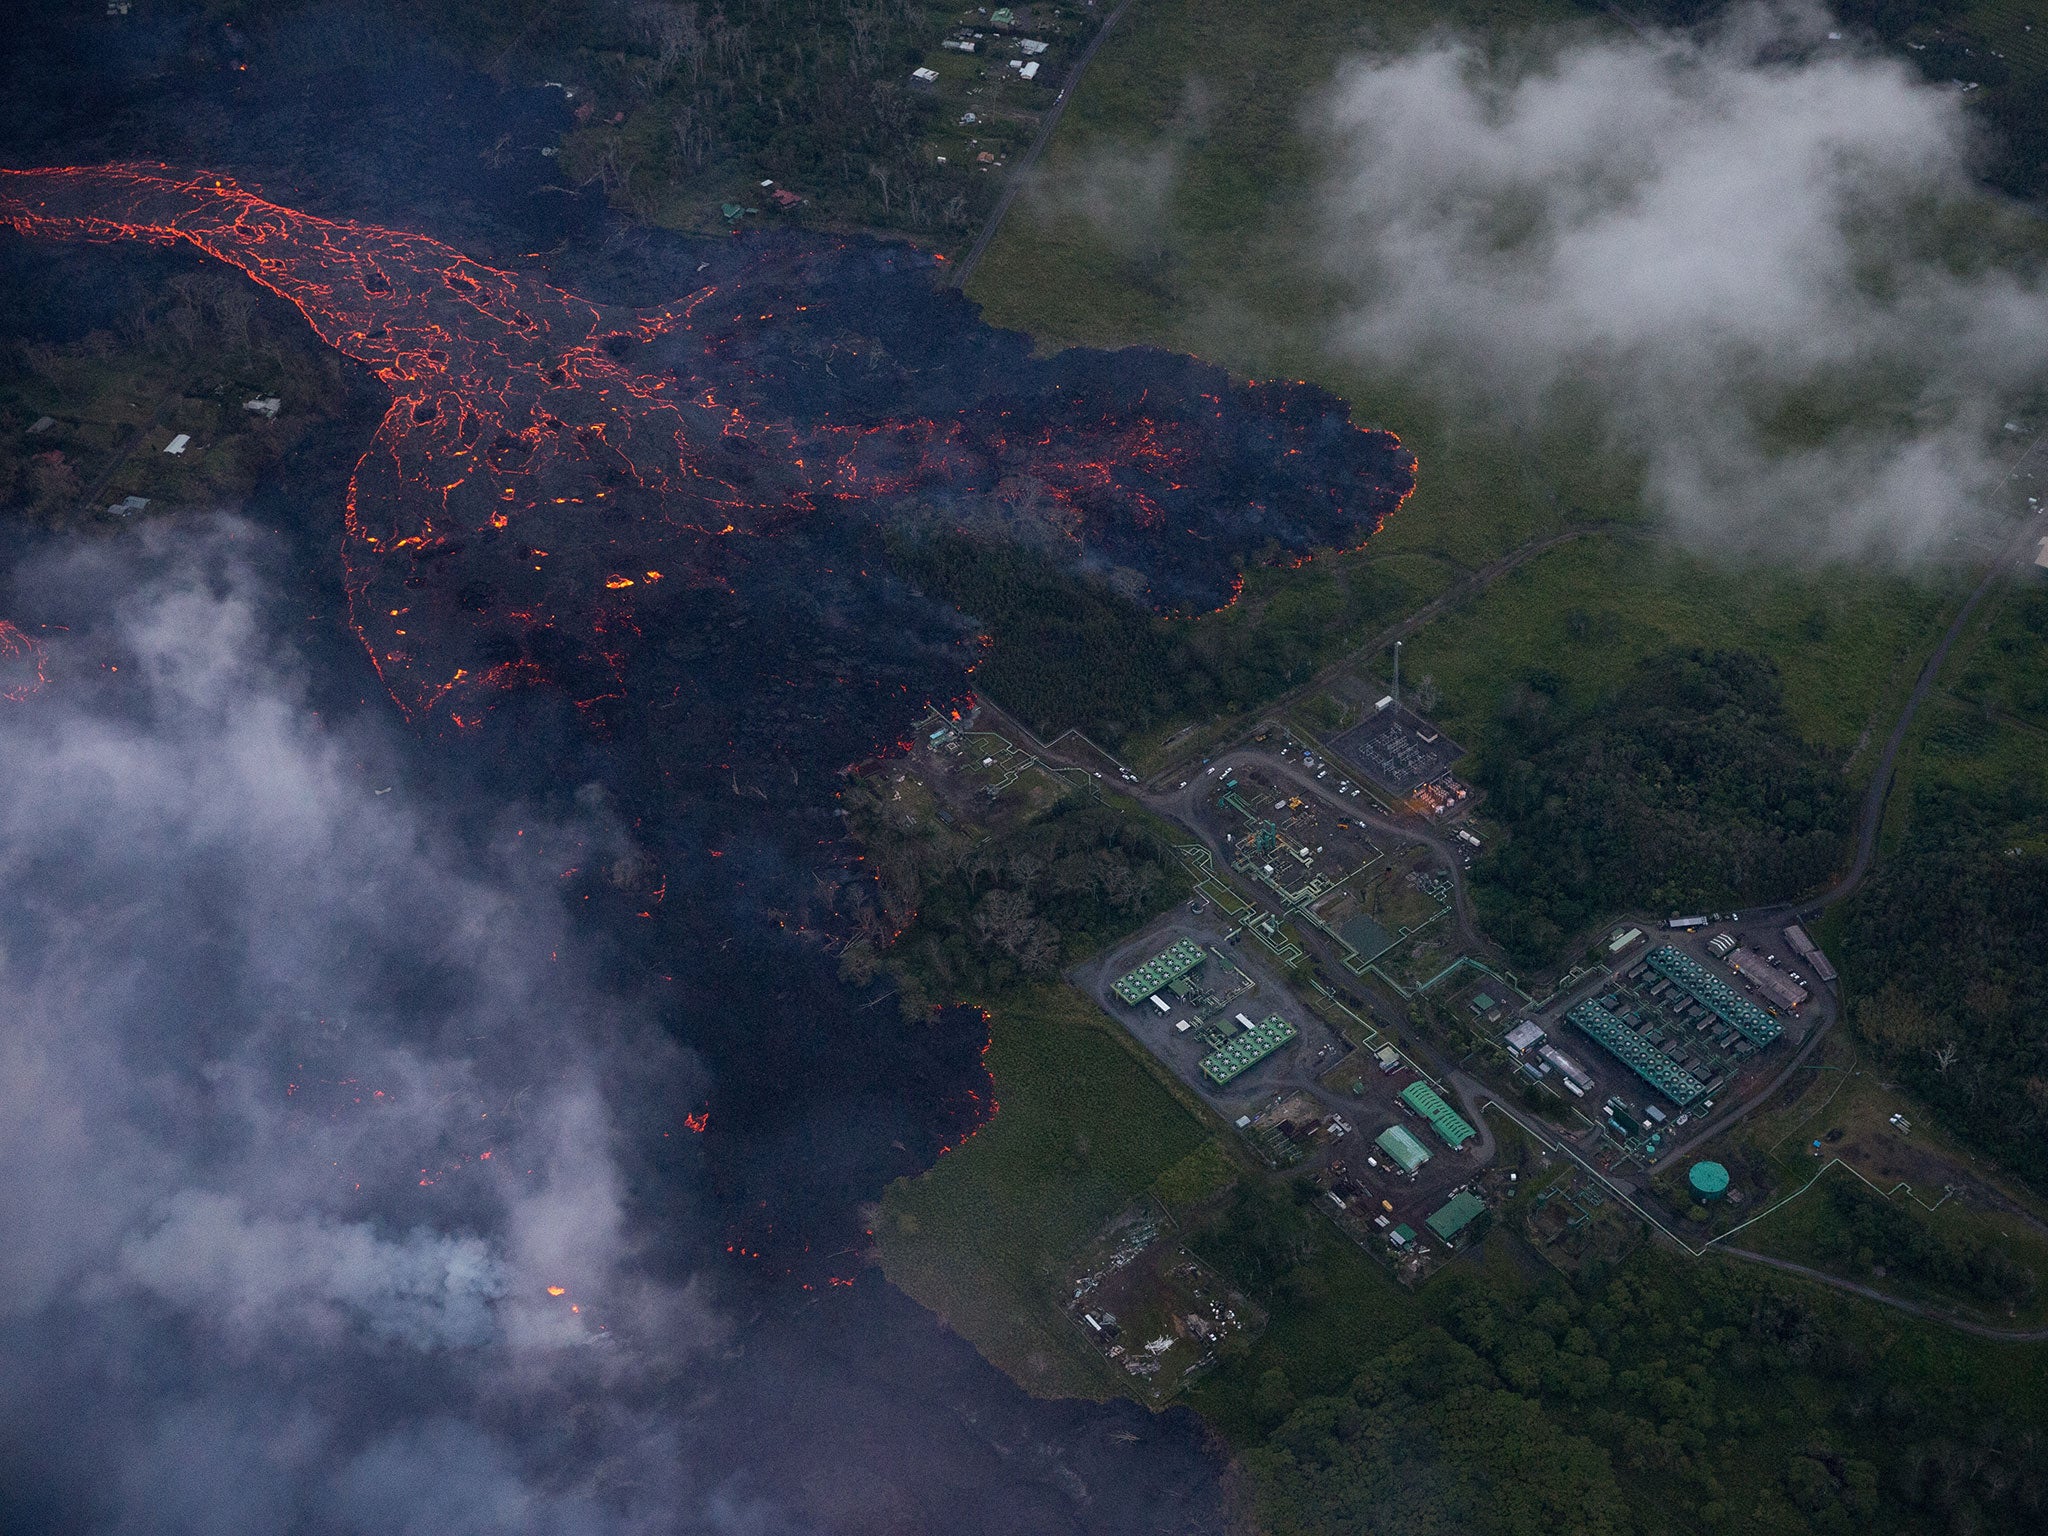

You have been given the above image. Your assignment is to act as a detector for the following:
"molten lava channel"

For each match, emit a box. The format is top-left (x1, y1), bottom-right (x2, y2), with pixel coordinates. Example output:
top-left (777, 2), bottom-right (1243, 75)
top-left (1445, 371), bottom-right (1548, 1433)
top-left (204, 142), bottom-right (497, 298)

top-left (0, 163), bottom-right (1414, 728)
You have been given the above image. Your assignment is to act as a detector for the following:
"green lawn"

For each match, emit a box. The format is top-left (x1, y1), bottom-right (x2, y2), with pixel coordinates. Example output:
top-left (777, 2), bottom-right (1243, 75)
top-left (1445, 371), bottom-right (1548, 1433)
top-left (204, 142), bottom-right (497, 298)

top-left (876, 982), bottom-right (1213, 1398)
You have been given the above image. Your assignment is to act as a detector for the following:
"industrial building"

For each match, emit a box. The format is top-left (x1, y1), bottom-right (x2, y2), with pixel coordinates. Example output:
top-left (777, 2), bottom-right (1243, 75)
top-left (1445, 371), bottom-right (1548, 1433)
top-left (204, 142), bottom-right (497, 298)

top-left (1505, 1020), bottom-right (1545, 1053)
top-left (1112, 939), bottom-right (1206, 1006)
top-left (1375, 1123), bottom-right (1432, 1174)
top-left (1725, 947), bottom-right (1807, 1010)
top-left (1568, 998), bottom-right (1705, 1106)
top-left (1198, 1015), bottom-right (1296, 1086)
top-left (1399, 1080), bottom-right (1477, 1149)
top-left (1425, 1191), bottom-right (1487, 1243)
top-left (1539, 1044), bottom-right (1593, 1095)
top-left (1783, 924), bottom-right (1837, 983)
top-left (1644, 947), bottom-right (1782, 1046)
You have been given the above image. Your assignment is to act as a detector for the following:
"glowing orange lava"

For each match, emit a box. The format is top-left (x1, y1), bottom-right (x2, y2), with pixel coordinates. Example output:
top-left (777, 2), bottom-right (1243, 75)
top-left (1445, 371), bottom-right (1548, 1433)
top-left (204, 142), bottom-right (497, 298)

top-left (1, 163), bottom-right (1413, 728)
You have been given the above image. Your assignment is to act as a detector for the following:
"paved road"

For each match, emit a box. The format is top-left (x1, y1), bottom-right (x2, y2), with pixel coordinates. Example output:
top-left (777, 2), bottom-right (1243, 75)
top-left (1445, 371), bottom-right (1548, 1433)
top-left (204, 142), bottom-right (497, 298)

top-left (1142, 522), bottom-right (1626, 791)
top-left (1718, 1246), bottom-right (2048, 1340)
top-left (951, 0), bottom-right (1139, 290)
top-left (1825, 460), bottom-right (2048, 906)
top-left (1646, 448), bottom-right (2048, 1170)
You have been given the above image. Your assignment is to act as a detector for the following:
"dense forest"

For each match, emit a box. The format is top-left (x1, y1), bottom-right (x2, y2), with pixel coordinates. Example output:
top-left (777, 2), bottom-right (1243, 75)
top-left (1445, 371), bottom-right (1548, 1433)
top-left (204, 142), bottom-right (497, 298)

top-left (204, 0), bottom-right (1007, 237)
top-left (1240, 1250), bottom-right (2045, 1536)
top-left (549, 0), bottom-right (987, 233)
top-left (1468, 649), bottom-right (1852, 966)
top-left (1839, 791), bottom-right (2048, 1193)
top-left (843, 790), bottom-right (1189, 1007)
top-left (895, 531), bottom-right (1414, 746)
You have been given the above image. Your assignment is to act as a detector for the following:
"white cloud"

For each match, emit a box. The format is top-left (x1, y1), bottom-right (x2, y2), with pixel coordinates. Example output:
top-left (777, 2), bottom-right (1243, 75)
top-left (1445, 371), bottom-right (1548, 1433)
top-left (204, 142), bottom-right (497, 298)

top-left (0, 520), bottom-right (720, 1530)
top-left (1313, 5), bottom-right (2048, 557)
top-left (118, 1190), bottom-right (507, 1351)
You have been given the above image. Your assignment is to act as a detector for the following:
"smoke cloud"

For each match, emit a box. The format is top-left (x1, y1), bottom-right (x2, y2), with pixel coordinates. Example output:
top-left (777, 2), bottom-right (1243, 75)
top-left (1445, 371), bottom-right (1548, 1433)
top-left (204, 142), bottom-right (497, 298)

top-left (0, 519), bottom-right (734, 1533)
top-left (1315, 5), bottom-right (2048, 557)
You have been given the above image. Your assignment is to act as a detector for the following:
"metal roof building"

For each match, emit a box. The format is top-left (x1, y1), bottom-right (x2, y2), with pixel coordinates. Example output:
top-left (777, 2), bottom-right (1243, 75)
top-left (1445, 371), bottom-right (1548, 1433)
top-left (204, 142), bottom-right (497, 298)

top-left (1199, 1015), bottom-right (1296, 1086)
top-left (1726, 947), bottom-right (1807, 1010)
top-left (1375, 1123), bottom-right (1432, 1174)
top-left (1782, 924), bottom-right (1837, 983)
top-left (1568, 999), bottom-right (1705, 1106)
top-left (1426, 1191), bottom-right (1487, 1242)
top-left (1399, 1080), bottom-right (1477, 1149)
top-left (1645, 946), bottom-right (1782, 1046)
top-left (1112, 939), bottom-right (1205, 1005)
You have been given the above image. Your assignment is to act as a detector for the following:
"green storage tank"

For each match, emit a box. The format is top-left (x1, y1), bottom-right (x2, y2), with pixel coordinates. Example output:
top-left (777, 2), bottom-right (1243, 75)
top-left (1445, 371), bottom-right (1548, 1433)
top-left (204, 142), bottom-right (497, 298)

top-left (1689, 1161), bottom-right (1730, 1201)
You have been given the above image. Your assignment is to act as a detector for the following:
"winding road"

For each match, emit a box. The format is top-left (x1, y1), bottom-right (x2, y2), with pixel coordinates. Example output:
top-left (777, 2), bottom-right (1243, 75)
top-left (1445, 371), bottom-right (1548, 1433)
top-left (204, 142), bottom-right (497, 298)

top-left (1828, 451), bottom-right (2048, 904)
top-left (951, 0), bottom-right (1140, 290)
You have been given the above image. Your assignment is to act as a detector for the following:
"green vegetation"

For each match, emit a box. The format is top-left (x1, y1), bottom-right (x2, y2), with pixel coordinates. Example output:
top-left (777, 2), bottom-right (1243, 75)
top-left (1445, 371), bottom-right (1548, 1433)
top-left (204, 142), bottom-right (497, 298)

top-left (895, 530), bottom-right (1417, 746)
top-left (1776, 1175), bottom-right (2038, 1311)
top-left (1, 263), bottom-right (351, 525)
top-left (1839, 811), bottom-right (2048, 1193)
top-left (1955, 580), bottom-right (2048, 732)
top-left (1600, 0), bottom-right (2048, 200)
top-left (1242, 1250), bottom-right (2048, 1536)
top-left (1388, 536), bottom-right (1956, 756)
top-left (842, 785), bottom-right (1189, 1009)
top-left (1249, 1325), bottom-right (1629, 1536)
top-left (876, 982), bottom-right (1211, 1396)
top-left (1469, 648), bottom-right (1853, 965)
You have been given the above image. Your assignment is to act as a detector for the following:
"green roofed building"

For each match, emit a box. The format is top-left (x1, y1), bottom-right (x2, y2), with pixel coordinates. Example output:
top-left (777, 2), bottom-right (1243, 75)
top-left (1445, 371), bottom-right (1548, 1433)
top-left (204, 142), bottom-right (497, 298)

top-left (1112, 938), bottom-right (1206, 1006)
top-left (1645, 946), bottom-right (1782, 1046)
top-left (1375, 1123), bottom-right (1432, 1174)
top-left (1199, 1015), bottom-right (1296, 1085)
top-left (1426, 1191), bottom-right (1487, 1243)
top-left (1399, 1080), bottom-right (1477, 1149)
top-left (1568, 999), bottom-right (1705, 1106)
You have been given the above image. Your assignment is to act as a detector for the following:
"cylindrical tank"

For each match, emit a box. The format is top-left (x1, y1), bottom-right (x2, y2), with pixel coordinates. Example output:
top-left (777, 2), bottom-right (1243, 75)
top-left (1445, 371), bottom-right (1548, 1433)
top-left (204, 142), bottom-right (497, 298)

top-left (1689, 1161), bottom-right (1731, 1201)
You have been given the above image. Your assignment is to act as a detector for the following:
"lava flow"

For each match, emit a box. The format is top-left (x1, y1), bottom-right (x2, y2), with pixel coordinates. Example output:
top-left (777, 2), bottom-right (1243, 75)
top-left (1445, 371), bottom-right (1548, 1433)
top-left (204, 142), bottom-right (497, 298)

top-left (0, 163), bottom-right (1414, 728)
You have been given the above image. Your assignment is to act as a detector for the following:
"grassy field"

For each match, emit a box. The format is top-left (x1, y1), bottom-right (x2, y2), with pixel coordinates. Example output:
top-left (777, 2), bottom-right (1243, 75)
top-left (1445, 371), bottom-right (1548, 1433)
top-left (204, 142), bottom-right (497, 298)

top-left (1874, 561), bottom-right (2048, 857)
top-left (970, 0), bottom-right (1635, 580)
top-left (966, 0), bottom-right (1978, 779)
top-left (1736, 1163), bottom-right (2048, 1330)
top-left (876, 982), bottom-right (1214, 1398)
top-left (1385, 533), bottom-right (1965, 761)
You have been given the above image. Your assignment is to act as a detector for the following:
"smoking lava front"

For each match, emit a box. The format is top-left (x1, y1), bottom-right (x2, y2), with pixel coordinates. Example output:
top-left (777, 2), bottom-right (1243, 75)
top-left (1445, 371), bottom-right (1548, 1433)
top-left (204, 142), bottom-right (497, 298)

top-left (1, 161), bottom-right (1414, 742)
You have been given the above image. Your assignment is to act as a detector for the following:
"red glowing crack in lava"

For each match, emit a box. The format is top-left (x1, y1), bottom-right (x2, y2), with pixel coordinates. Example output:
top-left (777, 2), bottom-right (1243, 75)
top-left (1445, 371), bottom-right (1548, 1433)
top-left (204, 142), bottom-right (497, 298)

top-left (1, 164), bottom-right (1410, 725)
